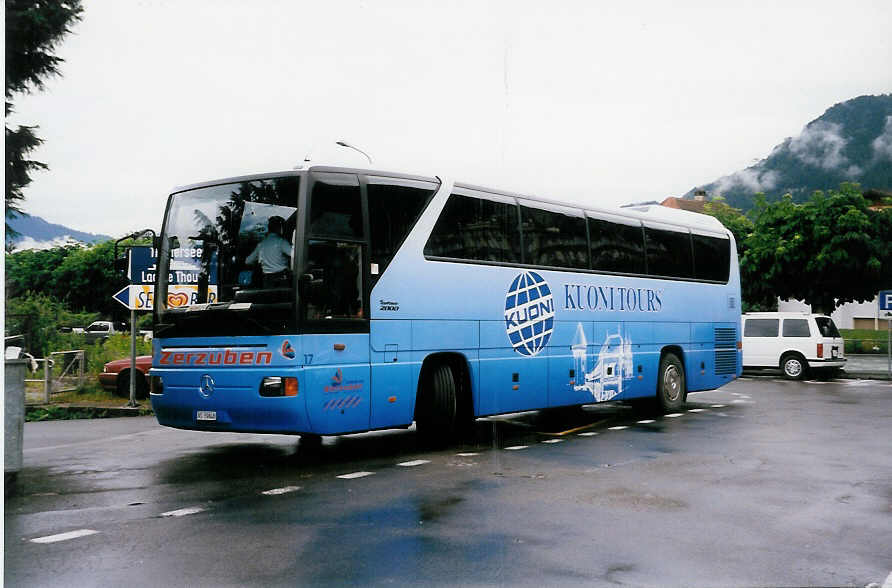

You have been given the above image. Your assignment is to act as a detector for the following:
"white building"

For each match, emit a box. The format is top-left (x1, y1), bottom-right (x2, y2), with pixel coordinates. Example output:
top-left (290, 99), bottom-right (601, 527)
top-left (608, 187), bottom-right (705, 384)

top-left (778, 296), bottom-right (890, 330)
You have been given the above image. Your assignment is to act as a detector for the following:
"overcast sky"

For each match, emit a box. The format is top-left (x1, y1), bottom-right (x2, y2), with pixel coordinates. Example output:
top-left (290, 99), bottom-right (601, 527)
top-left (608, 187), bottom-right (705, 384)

top-left (9, 0), bottom-right (892, 237)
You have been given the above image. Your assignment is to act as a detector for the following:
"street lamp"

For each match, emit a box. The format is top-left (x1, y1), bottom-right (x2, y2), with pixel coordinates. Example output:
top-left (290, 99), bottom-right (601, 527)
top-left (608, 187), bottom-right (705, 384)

top-left (335, 140), bottom-right (373, 165)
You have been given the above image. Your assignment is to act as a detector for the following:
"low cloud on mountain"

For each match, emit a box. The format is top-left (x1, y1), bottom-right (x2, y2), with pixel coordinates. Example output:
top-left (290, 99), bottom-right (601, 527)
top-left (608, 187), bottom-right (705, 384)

top-left (684, 94), bottom-right (892, 210)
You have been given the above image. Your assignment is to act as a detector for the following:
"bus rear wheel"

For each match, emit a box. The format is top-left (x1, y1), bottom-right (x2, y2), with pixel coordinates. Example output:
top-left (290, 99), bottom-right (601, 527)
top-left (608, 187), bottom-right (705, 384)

top-left (657, 353), bottom-right (686, 413)
top-left (416, 362), bottom-right (463, 445)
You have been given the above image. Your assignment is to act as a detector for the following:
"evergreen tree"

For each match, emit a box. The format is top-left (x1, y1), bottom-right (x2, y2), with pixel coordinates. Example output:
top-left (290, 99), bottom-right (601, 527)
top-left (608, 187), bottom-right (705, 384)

top-left (5, 0), bottom-right (83, 246)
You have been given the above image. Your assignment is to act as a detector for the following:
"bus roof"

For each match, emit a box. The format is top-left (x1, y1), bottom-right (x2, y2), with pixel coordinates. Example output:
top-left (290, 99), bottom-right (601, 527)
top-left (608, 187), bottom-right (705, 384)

top-left (169, 164), bottom-right (729, 237)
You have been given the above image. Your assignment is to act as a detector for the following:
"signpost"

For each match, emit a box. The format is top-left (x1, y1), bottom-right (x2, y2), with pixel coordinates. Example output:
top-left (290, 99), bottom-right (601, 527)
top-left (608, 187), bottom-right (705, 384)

top-left (880, 290), bottom-right (892, 379)
top-left (113, 237), bottom-right (220, 405)
top-left (113, 235), bottom-right (155, 408)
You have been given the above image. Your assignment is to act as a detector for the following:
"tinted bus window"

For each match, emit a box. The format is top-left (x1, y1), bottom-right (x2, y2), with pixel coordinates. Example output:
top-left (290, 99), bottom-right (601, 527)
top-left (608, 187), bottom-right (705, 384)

top-left (304, 241), bottom-right (364, 320)
top-left (744, 319), bottom-right (779, 337)
top-left (309, 173), bottom-right (363, 239)
top-left (367, 177), bottom-right (438, 275)
top-left (783, 319), bottom-right (810, 337)
top-left (692, 234), bottom-right (731, 282)
top-left (645, 226), bottom-right (693, 279)
top-left (520, 203), bottom-right (588, 269)
top-left (424, 191), bottom-right (521, 263)
top-left (589, 217), bottom-right (646, 274)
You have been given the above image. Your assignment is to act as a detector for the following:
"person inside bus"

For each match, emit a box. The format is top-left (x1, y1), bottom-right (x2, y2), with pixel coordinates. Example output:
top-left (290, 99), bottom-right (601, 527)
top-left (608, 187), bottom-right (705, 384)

top-left (245, 215), bottom-right (293, 288)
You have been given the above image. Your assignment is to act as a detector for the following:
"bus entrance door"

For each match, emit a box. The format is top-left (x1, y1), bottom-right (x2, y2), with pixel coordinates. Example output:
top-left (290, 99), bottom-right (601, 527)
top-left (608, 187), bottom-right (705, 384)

top-left (302, 334), bottom-right (370, 434)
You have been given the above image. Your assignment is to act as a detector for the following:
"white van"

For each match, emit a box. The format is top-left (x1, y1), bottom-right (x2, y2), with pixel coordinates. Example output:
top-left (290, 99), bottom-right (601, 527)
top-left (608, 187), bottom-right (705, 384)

top-left (742, 312), bottom-right (846, 379)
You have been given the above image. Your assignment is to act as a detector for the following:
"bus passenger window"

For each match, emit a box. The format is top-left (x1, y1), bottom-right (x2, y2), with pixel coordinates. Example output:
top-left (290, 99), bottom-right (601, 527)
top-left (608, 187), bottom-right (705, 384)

top-left (520, 203), bottom-right (588, 269)
top-left (367, 177), bottom-right (438, 277)
top-left (645, 226), bottom-right (693, 279)
top-left (588, 217), bottom-right (646, 274)
top-left (309, 173), bottom-right (362, 238)
top-left (692, 233), bottom-right (730, 282)
top-left (424, 191), bottom-right (521, 263)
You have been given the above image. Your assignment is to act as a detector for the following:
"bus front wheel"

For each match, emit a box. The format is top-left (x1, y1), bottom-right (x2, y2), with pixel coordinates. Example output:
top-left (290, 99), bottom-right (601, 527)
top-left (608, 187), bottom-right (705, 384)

top-left (657, 353), bottom-right (686, 413)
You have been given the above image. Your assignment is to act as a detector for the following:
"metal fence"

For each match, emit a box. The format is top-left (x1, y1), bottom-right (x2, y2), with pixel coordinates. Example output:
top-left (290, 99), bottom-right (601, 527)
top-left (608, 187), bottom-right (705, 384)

top-left (24, 350), bottom-right (85, 405)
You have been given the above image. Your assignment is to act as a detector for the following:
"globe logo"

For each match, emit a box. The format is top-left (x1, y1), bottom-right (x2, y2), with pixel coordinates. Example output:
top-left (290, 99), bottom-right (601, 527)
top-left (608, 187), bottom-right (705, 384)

top-left (504, 271), bottom-right (555, 356)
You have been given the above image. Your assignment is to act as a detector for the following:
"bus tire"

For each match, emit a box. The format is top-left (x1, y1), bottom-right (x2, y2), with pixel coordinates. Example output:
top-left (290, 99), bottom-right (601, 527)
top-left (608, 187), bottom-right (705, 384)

top-left (416, 362), bottom-right (459, 445)
top-left (298, 434), bottom-right (322, 453)
top-left (657, 352), bottom-right (686, 413)
top-left (780, 352), bottom-right (807, 380)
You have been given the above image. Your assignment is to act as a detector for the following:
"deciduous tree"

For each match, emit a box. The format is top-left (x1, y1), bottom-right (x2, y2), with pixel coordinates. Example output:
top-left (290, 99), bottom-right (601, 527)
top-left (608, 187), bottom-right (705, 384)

top-left (740, 184), bottom-right (886, 314)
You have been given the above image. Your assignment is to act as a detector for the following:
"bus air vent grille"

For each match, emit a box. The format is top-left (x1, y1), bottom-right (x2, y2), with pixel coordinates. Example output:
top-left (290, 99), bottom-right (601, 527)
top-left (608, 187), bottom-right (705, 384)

top-left (714, 327), bottom-right (737, 375)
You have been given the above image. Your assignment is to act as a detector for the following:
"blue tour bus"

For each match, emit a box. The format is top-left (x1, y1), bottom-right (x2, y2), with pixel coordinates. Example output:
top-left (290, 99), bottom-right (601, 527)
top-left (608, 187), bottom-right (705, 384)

top-left (150, 165), bottom-right (742, 440)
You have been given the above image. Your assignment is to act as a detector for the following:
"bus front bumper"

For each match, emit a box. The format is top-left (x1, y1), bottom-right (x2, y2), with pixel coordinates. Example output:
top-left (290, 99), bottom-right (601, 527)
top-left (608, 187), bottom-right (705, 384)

top-left (150, 369), bottom-right (312, 435)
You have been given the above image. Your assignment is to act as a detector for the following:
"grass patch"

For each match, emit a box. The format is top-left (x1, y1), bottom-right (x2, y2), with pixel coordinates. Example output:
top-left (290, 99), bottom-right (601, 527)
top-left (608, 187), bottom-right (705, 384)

top-left (51, 383), bottom-right (121, 404)
top-left (27, 406), bottom-right (107, 421)
top-left (840, 328), bottom-right (889, 354)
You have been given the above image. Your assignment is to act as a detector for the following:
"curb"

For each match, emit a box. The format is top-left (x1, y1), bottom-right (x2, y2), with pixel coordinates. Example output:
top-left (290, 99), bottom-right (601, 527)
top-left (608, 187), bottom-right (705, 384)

top-left (25, 404), bottom-right (154, 421)
top-left (741, 371), bottom-right (891, 381)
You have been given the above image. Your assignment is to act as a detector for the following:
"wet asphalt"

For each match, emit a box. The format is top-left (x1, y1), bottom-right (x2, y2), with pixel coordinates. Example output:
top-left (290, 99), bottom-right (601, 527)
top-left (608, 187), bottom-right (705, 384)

top-left (5, 377), bottom-right (892, 587)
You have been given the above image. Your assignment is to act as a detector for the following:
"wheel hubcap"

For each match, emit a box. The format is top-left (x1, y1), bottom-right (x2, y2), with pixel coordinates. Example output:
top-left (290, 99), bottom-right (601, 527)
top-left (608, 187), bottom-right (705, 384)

top-left (785, 359), bottom-right (802, 377)
top-left (664, 365), bottom-right (681, 402)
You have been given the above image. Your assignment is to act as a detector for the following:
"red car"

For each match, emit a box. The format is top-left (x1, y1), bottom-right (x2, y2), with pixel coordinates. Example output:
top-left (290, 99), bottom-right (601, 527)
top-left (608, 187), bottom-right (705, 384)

top-left (98, 355), bottom-right (152, 399)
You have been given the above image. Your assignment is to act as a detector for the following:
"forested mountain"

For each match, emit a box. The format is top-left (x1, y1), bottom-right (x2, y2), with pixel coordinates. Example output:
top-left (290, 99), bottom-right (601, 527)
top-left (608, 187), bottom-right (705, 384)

top-left (7, 214), bottom-right (111, 251)
top-left (684, 94), bottom-right (892, 210)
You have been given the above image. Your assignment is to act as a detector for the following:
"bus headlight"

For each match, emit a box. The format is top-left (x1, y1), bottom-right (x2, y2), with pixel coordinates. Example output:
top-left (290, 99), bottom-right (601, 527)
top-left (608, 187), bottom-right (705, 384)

top-left (260, 377), bottom-right (298, 397)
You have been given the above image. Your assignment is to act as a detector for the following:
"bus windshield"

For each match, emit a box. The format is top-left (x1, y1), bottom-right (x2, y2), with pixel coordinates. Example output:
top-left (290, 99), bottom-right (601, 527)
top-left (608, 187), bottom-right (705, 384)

top-left (154, 175), bottom-right (301, 337)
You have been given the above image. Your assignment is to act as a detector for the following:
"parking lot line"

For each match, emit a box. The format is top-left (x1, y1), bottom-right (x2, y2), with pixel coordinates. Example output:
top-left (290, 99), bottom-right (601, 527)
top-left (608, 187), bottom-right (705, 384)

top-left (337, 471), bottom-right (375, 479)
top-left (397, 460), bottom-right (430, 467)
top-left (505, 445), bottom-right (528, 450)
top-left (665, 413), bottom-right (684, 418)
top-left (261, 486), bottom-right (301, 496)
top-left (161, 507), bottom-right (205, 517)
top-left (550, 418), bottom-right (610, 436)
top-left (30, 529), bottom-right (98, 544)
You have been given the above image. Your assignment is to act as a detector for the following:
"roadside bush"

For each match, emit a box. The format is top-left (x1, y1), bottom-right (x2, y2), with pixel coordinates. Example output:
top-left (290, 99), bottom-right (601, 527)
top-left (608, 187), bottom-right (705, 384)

top-left (84, 334), bottom-right (152, 374)
top-left (5, 293), bottom-right (100, 357)
top-left (844, 338), bottom-right (889, 354)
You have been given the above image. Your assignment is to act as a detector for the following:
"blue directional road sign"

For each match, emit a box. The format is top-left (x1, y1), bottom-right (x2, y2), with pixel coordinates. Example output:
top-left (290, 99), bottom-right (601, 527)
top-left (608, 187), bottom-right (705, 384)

top-left (127, 246), bottom-right (156, 285)
top-left (113, 285), bottom-right (133, 309)
top-left (112, 285), bottom-right (155, 311)
top-left (880, 290), bottom-right (892, 312)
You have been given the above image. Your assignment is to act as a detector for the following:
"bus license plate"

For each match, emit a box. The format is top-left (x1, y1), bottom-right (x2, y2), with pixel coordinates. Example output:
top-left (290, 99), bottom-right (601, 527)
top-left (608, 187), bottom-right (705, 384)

top-left (196, 410), bottom-right (217, 421)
